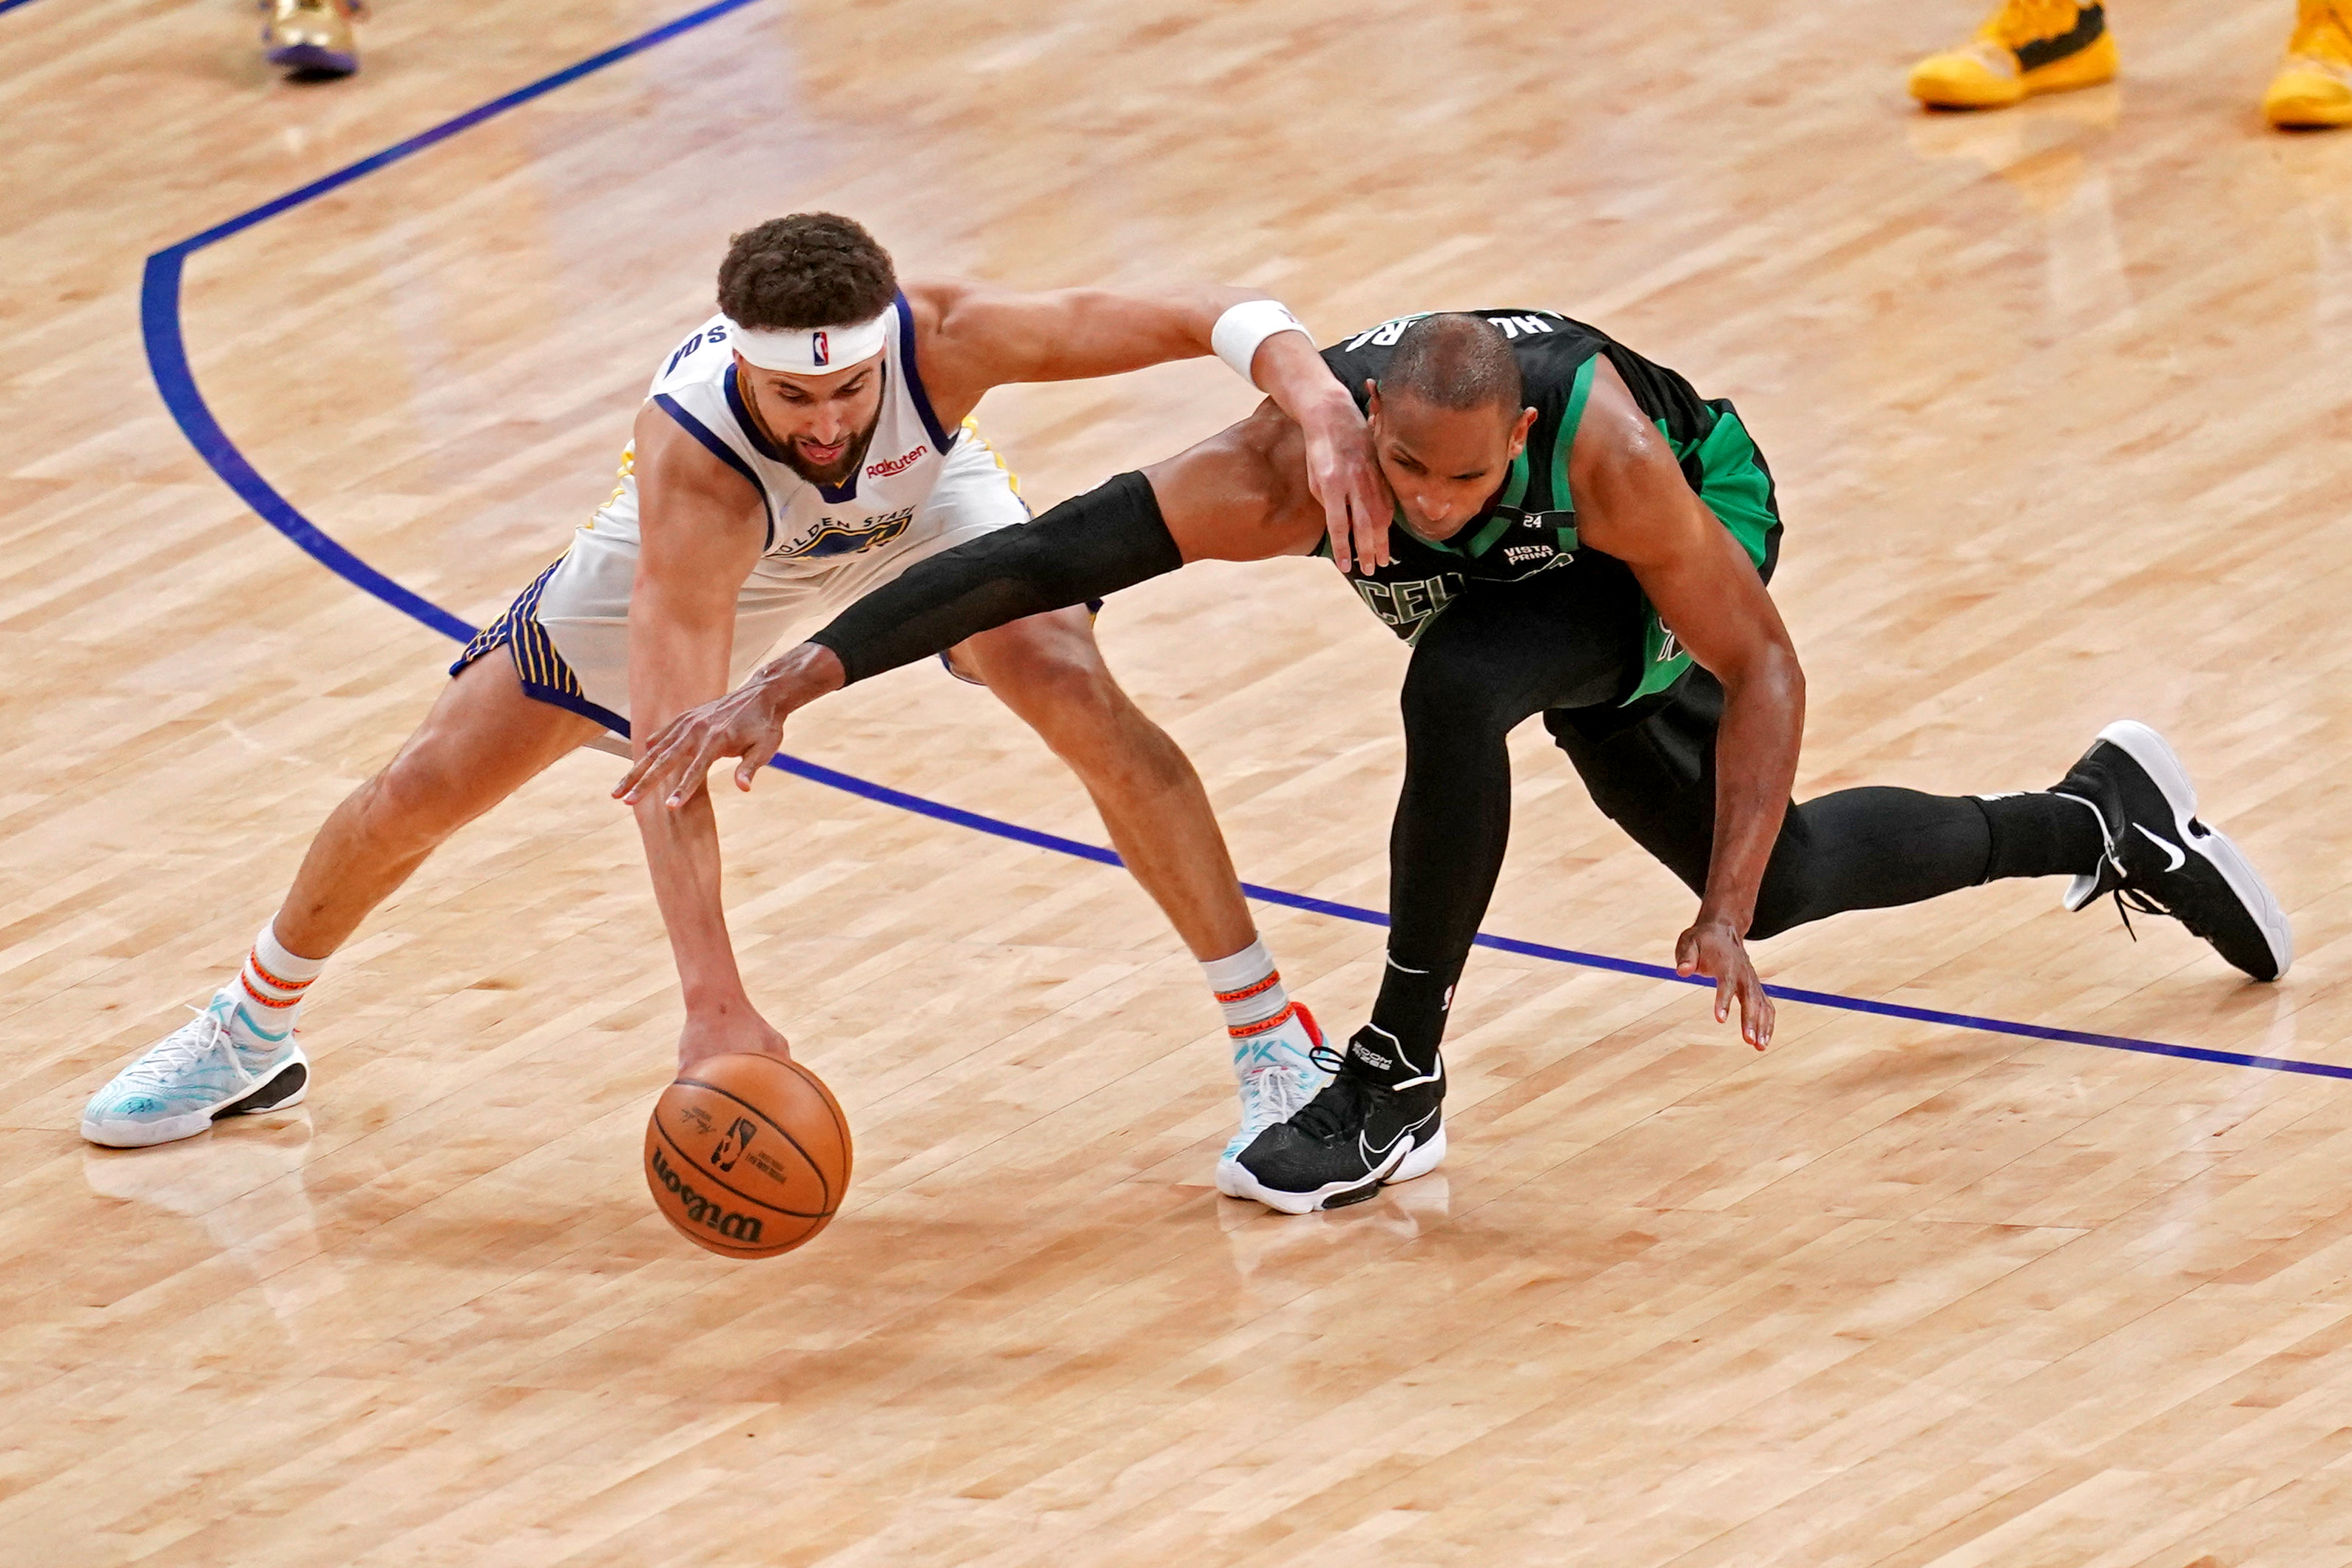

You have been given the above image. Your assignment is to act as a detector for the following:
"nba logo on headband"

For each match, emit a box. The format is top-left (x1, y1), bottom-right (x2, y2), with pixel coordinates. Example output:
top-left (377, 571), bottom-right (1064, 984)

top-left (722, 308), bottom-right (893, 375)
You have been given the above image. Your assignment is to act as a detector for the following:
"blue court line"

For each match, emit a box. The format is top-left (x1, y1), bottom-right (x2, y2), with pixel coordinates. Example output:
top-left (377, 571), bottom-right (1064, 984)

top-left (132, 1), bottom-right (2352, 1088)
top-left (771, 753), bottom-right (2351, 1082)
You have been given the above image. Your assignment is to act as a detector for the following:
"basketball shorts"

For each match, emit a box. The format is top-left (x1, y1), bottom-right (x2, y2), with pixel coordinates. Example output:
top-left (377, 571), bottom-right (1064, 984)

top-left (451, 433), bottom-right (1030, 736)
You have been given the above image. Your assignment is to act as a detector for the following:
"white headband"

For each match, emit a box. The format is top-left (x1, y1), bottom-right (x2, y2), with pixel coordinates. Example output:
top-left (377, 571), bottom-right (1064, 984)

top-left (722, 306), bottom-right (893, 375)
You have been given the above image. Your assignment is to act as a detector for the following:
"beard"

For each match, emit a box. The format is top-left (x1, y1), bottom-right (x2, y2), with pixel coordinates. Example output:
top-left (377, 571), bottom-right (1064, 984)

top-left (777, 413), bottom-right (882, 489)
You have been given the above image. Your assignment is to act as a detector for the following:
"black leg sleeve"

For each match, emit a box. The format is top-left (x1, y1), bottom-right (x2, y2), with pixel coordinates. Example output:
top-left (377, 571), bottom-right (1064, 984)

top-left (806, 470), bottom-right (1180, 685)
top-left (1757, 788), bottom-right (2102, 932)
top-left (1363, 576), bottom-right (1638, 1081)
top-left (1750, 788), bottom-right (1995, 938)
top-left (1977, 791), bottom-right (2105, 879)
top-left (1361, 647), bottom-right (1520, 1081)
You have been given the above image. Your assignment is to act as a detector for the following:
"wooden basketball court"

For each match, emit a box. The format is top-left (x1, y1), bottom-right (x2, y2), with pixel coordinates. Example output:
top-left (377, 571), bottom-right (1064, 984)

top-left (7, 0), bottom-right (2351, 1560)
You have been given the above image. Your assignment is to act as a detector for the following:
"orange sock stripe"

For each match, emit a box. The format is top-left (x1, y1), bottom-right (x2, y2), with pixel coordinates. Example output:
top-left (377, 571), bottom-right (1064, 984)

top-left (240, 973), bottom-right (303, 1010)
top-left (1213, 972), bottom-right (1283, 1005)
top-left (1226, 1002), bottom-right (1297, 1040)
top-left (246, 951), bottom-right (316, 996)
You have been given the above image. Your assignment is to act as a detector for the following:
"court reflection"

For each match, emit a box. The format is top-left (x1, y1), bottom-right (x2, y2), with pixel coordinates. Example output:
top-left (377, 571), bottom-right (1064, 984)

top-left (81, 1113), bottom-right (325, 1322)
top-left (2280, 136), bottom-right (2352, 351)
top-left (1906, 88), bottom-right (2137, 337)
top-left (1217, 1176), bottom-right (1455, 1288)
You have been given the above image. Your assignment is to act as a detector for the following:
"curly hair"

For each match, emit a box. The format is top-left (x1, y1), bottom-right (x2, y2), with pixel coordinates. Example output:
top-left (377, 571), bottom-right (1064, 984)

top-left (715, 214), bottom-right (898, 331)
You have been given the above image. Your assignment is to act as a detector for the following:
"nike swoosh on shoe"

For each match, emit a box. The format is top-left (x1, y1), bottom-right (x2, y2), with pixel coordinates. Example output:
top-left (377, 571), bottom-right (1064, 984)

top-left (2134, 822), bottom-right (2187, 872)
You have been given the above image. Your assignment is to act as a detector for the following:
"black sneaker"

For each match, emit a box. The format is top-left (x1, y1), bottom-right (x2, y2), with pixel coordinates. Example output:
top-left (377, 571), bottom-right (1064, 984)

top-left (1227, 1028), bottom-right (1447, 1214)
top-left (2050, 720), bottom-right (2292, 981)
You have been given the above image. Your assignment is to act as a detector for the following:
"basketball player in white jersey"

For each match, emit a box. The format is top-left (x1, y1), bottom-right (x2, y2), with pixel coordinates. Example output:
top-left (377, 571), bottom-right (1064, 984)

top-left (83, 214), bottom-right (1393, 1189)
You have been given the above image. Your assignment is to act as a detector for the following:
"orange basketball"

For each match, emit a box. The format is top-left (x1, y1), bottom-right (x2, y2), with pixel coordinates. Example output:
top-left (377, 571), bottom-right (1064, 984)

top-left (643, 1052), bottom-right (852, 1258)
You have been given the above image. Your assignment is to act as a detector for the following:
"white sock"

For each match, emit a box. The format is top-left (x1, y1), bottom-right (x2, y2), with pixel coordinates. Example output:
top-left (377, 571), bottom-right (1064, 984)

top-left (226, 919), bottom-right (325, 1053)
top-left (1200, 938), bottom-right (1300, 1061)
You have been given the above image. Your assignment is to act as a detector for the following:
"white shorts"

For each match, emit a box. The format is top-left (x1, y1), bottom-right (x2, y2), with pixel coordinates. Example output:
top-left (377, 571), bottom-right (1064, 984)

top-left (453, 435), bottom-right (1029, 733)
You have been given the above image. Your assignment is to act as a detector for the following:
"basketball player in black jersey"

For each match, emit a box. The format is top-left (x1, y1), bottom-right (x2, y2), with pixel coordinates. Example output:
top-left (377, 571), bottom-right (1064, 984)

top-left (618, 310), bottom-right (2294, 1214)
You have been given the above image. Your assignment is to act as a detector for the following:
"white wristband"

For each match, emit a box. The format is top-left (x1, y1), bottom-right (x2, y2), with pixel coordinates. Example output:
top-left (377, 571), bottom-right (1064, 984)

top-left (1212, 299), bottom-right (1311, 388)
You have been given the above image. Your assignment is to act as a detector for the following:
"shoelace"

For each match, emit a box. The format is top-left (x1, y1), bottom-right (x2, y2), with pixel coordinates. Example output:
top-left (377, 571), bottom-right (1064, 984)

top-left (2108, 884), bottom-right (2151, 943)
top-left (115, 1006), bottom-right (237, 1090)
top-left (1987, 0), bottom-right (2089, 50)
top-left (1290, 1043), bottom-right (1372, 1143)
top-left (2102, 840), bottom-right (2225, 950)
top-left (1237, 1058), bottom-right (1314, 1125)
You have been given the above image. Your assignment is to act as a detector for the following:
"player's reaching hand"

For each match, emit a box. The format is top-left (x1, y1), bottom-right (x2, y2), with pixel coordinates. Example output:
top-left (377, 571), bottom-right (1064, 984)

top-left (615, 644), bottom-right (846, 808)
top-left (1247, 331), bottom-right (1393, 572)
top-left (1297, 402), bottom-right (1392, 573)
top-left (1676, 916), bottom-right (1774, 1050)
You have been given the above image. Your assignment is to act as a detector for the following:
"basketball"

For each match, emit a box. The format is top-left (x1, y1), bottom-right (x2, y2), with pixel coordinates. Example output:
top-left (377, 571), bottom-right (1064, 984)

top-left (642, 1052), bottom-right (852, 1258)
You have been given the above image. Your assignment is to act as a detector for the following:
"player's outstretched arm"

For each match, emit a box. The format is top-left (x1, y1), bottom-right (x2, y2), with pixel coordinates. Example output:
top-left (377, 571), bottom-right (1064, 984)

top-left (1572, 359), bottom-right (1805, 1052)
top-left (614, 407), bottom-right (1327, 811)
top-left (910, 279), bottom-right (1393, 570)
top-left (622, 405), bottom-right (788, 1072)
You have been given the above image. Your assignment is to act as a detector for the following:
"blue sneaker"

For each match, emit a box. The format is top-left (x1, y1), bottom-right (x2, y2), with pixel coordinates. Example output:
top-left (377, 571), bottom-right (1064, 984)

top-left (81, 993), bottom-right (310, 1149)
top-left (1215, 1002), bottom-right (1332, 1197)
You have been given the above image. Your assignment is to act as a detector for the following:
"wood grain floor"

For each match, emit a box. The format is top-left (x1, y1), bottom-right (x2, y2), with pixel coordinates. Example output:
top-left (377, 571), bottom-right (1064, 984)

top-left (6, 0), bottom-right (2352, 1562)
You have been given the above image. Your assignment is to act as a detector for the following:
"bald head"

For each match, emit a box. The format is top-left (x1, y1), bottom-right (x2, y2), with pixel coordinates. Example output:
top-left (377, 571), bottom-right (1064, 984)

top-left (1363, 314), bottom-right (1539, 540)
top-left (1379, 314), bottom-right (1523, 419)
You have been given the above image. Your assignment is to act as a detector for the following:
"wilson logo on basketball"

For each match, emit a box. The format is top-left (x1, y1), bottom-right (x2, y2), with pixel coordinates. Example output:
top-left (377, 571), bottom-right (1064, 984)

top-left (648, 1144), bottom-right (766, 1245)
top-left (865, 445), bottom-right (927, 479)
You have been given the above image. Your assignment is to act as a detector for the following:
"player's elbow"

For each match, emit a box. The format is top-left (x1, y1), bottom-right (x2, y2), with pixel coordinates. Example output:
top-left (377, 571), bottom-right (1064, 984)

top-left (1227, 408), bottom-right (1304, 522)
top-left (1722, 637), bottom-right (1805, 714)
top-left (1703, 629), bottom-right (1806, 700)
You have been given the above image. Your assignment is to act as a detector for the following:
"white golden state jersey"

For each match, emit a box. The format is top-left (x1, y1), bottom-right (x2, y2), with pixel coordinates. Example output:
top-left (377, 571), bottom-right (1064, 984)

top-left (509, 291), bottom-right (1028, 730)
top-left (587, 292), bottom-right (969, 567)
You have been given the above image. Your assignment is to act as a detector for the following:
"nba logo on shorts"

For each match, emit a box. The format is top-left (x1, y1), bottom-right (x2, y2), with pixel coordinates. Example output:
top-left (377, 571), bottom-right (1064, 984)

top-left (811, 330), bottom-right (830, 368)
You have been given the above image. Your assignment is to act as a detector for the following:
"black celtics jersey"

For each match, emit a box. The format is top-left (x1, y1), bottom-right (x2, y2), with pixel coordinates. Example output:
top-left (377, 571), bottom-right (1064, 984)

top-left (1319, 308), bottom-right (1782, 704)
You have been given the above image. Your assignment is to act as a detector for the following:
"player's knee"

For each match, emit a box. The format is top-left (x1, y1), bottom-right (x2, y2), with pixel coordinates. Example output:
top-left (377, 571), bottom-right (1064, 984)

top-left (1745, 860), bottom-right (1819, 942)
top-left (1743, 805), bottom-right (1828, 942)
top-left (994, 644), bottom-right (1120, 734)
top-left (359, 748), bottom-right (473, 853)
top-left (1003, 655), bottom-right (1187, 788)
top-left (990, 634), bottom-right (1106, 706)
top-left (1399, 652), bottom-right (1513, 740)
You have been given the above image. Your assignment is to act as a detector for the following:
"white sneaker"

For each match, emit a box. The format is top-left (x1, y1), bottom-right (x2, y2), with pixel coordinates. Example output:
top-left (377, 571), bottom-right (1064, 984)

top-left (1214, 1002), bottom-right (1333, 1197)
top-left (81, 993), bottom-right (311, 1149)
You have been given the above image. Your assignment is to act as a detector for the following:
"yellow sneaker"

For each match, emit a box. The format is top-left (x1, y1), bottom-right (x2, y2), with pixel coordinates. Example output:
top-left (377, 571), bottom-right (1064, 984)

top-left (1910, 1), bottom-right (2118, 110)
top-left (260, 0), bottom-right (362, 78)
top-left (2265, 0), bottom-right (2352, 128)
